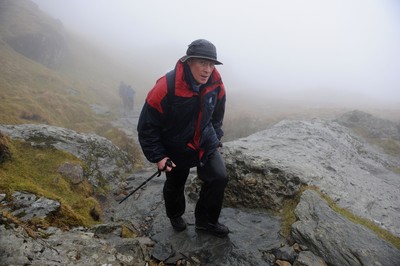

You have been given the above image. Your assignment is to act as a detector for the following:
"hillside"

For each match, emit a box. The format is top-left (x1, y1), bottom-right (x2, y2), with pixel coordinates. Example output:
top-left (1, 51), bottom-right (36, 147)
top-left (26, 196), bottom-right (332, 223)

top-left (0, 0), bottom-right (139, 132)
top-left (1, 111), bottom-right (400, 265)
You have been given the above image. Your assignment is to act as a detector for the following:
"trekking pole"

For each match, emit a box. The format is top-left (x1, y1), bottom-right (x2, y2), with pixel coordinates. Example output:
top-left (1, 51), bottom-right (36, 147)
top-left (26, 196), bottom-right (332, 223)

top-left (119, 159), bottom-right (172, 204)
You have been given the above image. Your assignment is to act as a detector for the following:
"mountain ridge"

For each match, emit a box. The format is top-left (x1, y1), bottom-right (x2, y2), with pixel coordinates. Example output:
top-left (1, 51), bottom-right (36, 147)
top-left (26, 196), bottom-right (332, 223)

top-left (0, 0), bottom-right (141, 131)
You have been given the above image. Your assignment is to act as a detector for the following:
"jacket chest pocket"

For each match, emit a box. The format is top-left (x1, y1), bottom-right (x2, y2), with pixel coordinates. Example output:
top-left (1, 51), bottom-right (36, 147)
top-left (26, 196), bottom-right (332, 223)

top-left (166, 96), bottom-right (199, 135)
top-left (202, 92), bottom-right (217, 117)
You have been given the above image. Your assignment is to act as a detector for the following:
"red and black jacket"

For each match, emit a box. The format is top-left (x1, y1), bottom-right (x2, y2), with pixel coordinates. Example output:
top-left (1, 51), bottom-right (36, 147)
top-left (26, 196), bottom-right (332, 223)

top-left (137, 60), bottom-right (226, 168)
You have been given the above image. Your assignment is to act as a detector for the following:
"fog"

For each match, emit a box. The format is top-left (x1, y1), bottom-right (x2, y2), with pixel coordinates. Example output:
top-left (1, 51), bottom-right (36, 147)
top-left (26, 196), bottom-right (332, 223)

top-left (32, 0), bottom-right (400, 109)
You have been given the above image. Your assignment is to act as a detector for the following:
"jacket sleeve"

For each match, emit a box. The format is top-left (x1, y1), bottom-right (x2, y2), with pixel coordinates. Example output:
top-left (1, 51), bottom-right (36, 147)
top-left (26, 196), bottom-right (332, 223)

top-left (212, 85), bottom-right (226, 140)
top-left (137, 77), bottom-right (168, 163)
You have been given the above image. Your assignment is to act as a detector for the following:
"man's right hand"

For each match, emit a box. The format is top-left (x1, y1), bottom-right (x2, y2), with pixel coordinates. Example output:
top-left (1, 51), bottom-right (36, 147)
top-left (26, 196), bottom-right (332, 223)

top-left (157, 157), bottom-right (176, 172)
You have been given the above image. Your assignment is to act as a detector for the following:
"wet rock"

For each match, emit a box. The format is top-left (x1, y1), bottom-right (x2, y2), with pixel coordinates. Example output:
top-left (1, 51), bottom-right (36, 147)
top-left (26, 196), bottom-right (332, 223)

top-left (11, 192), bottom-right (60, 221)
top-left (0, 225), bottom-right (32, 266)
top-left (92, 222), bottom-right (141, 240)
top-left (12, 191), bottom-right (37, 206)
top-left (223, 118), bottom-right (400, 236)
top-left (151, 242), bottom-right (175, 262)
top-left (115, 169), bottom-right (284, 265)
top-left (272, 245), bottom-right (297, 263)
top-left (93, 223), bottom-right (123, 239)
top-left (222, 149), bottom-right (302, 211)
top-left (291, 190), bottom-right (400, 266)
top-left (58, 162), bottom-right (84, 184)
top-left (2, 111), bottom-right (400, 265)
top-left (149, 207), bottom-right (282, 266)
top-left (293, 251), bottom-right (327, 266)
top-left (275, 260), bottom-right (291, 266)
top-left (0, 220), bottom-right (153, 265)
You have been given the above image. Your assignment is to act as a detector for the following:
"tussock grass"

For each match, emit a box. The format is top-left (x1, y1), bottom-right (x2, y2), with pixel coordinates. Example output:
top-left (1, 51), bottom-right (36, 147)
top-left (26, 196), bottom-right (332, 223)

top-left (0, 136), bottom-right (101, 228)
top-left (96, 125), bottom-right (144, 169)
top-left (280, 186), bottom-right (318, 238)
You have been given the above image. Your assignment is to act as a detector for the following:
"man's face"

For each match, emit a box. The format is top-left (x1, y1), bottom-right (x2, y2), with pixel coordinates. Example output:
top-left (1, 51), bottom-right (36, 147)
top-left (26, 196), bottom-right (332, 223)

top-left (187, 58), bottom-right (215, 84)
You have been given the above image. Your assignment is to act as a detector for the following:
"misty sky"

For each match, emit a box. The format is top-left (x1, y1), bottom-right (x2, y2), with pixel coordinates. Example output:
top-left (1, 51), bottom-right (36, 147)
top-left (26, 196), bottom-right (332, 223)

top-left (32, 0), bottom-right (400, 107)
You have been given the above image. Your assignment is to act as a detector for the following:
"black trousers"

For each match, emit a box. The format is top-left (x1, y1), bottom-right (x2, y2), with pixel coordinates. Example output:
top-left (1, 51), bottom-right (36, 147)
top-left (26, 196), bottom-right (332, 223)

top-left (163, 150), bottom-right (228, 224)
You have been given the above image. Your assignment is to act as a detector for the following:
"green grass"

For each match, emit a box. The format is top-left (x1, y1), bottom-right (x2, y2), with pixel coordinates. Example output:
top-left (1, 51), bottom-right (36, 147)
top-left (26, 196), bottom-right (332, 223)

top-left (280, 196), bottom-right (301, 237)
top-left (0, 136), bottom-right (100, 228)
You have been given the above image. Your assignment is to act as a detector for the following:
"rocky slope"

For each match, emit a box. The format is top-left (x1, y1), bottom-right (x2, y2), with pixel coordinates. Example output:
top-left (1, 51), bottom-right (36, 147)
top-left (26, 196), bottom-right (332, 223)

top-left (0, 0), bottom-right (69, 68)
top-left (335, 110), bottom-right (400, 140)
top-left (1, 110), bottom-right (400, 265)
top-left (292, 190), bottom-right (400, 266)
top-left (223, 114), bottom-right (400, 237)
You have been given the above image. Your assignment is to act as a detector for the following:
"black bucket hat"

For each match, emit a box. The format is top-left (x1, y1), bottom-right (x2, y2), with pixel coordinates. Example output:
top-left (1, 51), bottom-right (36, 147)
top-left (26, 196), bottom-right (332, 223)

top-left (180, 39), bottom-right (223, 65)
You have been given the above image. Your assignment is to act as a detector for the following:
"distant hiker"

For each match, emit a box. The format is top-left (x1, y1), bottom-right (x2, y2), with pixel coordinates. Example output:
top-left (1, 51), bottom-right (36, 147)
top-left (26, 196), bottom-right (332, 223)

top-left (137, 39), bottom-right (229, 237)
top-left (119, 81), bottom-right (135, 113)
top-left (119, 81), bottom-right (127, 111)
top-left (126, 85), bottom-right (135, 111)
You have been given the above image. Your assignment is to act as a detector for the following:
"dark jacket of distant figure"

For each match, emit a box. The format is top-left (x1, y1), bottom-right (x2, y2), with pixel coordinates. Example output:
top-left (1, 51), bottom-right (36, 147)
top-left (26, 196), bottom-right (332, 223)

top-left (137, 60), bottom-right (226, 168)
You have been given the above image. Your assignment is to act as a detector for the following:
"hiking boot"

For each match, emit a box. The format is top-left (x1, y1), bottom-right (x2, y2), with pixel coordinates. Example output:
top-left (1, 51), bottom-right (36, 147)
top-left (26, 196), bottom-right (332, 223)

top-left (170, 217), bottom-right (187, 232)
top-left (195, 221), bottom-right (230, 237)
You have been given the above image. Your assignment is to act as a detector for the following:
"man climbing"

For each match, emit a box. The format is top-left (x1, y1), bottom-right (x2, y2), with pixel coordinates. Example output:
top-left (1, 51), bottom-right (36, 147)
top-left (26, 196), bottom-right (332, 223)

top-left (137, 39), bottom-right (229, 237)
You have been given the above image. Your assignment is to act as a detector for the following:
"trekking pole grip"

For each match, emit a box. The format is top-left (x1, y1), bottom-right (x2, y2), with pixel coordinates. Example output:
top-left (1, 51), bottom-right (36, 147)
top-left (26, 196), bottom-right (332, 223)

top-left (160, 158), bottom-right (173, 171)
